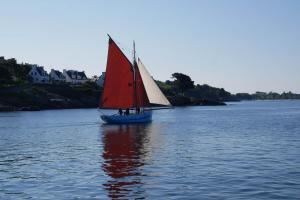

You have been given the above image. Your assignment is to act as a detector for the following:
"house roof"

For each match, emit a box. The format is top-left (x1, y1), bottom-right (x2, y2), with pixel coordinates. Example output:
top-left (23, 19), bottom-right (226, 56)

top-left (36, 66), bottom-right (48, 76)
top-left (66, 70), bottom-right (87, 80)
top-left (53, 70), bottom-right (65, 79)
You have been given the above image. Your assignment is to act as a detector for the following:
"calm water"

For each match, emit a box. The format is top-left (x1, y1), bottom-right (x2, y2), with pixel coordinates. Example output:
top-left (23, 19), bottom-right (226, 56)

top-left (0, 101), bottom-right (300, 200)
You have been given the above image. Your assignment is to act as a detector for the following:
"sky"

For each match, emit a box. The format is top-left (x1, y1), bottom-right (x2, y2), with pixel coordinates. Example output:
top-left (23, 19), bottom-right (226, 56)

top-left (0, 0), bottom-right (299, 93)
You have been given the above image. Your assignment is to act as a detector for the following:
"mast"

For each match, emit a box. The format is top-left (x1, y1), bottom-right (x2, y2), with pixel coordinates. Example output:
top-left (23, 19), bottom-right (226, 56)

top-left (133, 41), bottom-right (136, 63)
top-left (133, 40), bottom-right (138, 110)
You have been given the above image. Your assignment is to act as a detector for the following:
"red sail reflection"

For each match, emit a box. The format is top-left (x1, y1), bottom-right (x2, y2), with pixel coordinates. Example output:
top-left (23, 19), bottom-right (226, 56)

top-left (102, 125), bottom-right (150, 199)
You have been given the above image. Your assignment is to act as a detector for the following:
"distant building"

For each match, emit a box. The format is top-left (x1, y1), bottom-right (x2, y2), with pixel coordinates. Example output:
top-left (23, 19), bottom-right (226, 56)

top-left (63, 69), bottom-right (88, 84)
top-left (28, 65), bottom-right (50, 84)
top-left (96, 72), bottom-right (105, 87)
top-left (49, 69), bottom-right (66, 83)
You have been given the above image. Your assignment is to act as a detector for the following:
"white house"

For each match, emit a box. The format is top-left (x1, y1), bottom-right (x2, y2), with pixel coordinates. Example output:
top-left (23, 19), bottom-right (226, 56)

top-left (63, 69), bottom-right (88, 84)
top-left (49, 69), bottom-right (66, 83)
top-left (28, 65), bottom-right (50, 84)
top-left (96, 72), bottom-right (105, 87)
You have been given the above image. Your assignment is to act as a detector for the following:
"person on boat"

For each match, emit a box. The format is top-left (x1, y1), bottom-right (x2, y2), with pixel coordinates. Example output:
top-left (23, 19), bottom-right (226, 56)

top-left (125, 108), bottom-right (130, 115)
top-left (136, 107), bottom-right (140, 114)
top-left (118, 108), bottom-right (123, 115)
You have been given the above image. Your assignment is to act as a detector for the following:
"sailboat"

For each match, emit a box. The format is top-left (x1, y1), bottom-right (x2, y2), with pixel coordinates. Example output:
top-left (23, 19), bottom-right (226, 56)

top-left (100, 35), bottom-right (171, 124)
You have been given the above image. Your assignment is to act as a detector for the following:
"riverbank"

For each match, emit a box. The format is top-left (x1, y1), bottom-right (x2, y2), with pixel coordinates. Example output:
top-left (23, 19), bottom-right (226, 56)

top-left (0, 84), bottom-right (226, 112)
top-left (0, 84), bottom-right (101, 111)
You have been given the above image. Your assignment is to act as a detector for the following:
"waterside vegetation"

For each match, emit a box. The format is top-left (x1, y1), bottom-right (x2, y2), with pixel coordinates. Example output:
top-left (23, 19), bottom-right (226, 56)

top-left (1, 57), bottom-right (299, 111)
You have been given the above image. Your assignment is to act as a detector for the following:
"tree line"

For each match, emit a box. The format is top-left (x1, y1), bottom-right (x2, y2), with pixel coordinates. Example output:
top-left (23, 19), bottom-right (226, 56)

top-left (1, 56), bottom-right (299, 101)
top-left (157, 72), bottom-right (300, 101)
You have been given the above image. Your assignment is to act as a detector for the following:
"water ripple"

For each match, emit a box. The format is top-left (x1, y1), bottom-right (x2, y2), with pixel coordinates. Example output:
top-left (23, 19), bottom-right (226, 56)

top-left (0, 102), bottom-right (300, 199)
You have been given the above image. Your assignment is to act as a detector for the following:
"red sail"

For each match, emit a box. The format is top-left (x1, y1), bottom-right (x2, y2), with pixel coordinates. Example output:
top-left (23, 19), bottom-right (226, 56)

top-left (100, 38), bottom-right (135, 109)
top-left (135, 63), bottom-right (150, 107)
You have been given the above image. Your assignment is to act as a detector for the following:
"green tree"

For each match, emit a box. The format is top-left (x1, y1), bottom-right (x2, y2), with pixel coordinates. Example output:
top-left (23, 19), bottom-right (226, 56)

top-left (0, 67), bottom-right (12, 85)
top-left (171, 73), bottom-right (194, 94)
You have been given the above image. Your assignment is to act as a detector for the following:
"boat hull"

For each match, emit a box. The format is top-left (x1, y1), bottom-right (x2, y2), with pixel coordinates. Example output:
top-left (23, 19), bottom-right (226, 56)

top-left (101, 111), bottom-right (152, 124)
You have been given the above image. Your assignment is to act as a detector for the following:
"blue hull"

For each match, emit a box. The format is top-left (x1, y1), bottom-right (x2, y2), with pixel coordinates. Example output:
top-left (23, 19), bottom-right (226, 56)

top-left (101, 111), bottom-right (152, 124)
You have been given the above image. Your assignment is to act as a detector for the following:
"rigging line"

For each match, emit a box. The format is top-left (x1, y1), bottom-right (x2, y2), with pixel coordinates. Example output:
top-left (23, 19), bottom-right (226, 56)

top-left (97, 108), bottom-right (107, 115)
top-left (109, 36), bottom-right (142, 67)
top-left (108, 34), bottom-right (141, 64)
top-left (113, 41), bottom-right (134, 64)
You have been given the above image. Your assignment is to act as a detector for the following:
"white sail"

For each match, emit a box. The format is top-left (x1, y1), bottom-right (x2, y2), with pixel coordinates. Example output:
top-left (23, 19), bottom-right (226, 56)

top-left (137, 59), bottom-right (171, 106)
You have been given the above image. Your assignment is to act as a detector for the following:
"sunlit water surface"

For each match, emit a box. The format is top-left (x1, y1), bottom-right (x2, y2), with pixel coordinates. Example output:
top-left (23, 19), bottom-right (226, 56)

top-left (0, 101), bottom-right (300, 199)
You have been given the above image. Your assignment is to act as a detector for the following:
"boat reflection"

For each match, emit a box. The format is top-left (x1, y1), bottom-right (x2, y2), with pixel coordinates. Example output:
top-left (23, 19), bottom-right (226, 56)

top-left (102, 124), bottom-right (152, 199)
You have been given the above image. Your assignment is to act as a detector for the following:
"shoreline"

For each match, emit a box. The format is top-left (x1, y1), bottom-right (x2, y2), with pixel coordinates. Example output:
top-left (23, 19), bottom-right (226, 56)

top-left (2, 99), bottom-right (300, 112)
top-left (0, 102), bottom-right (226, 112)
top-left (2, 98), bottom-right (300, 113)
